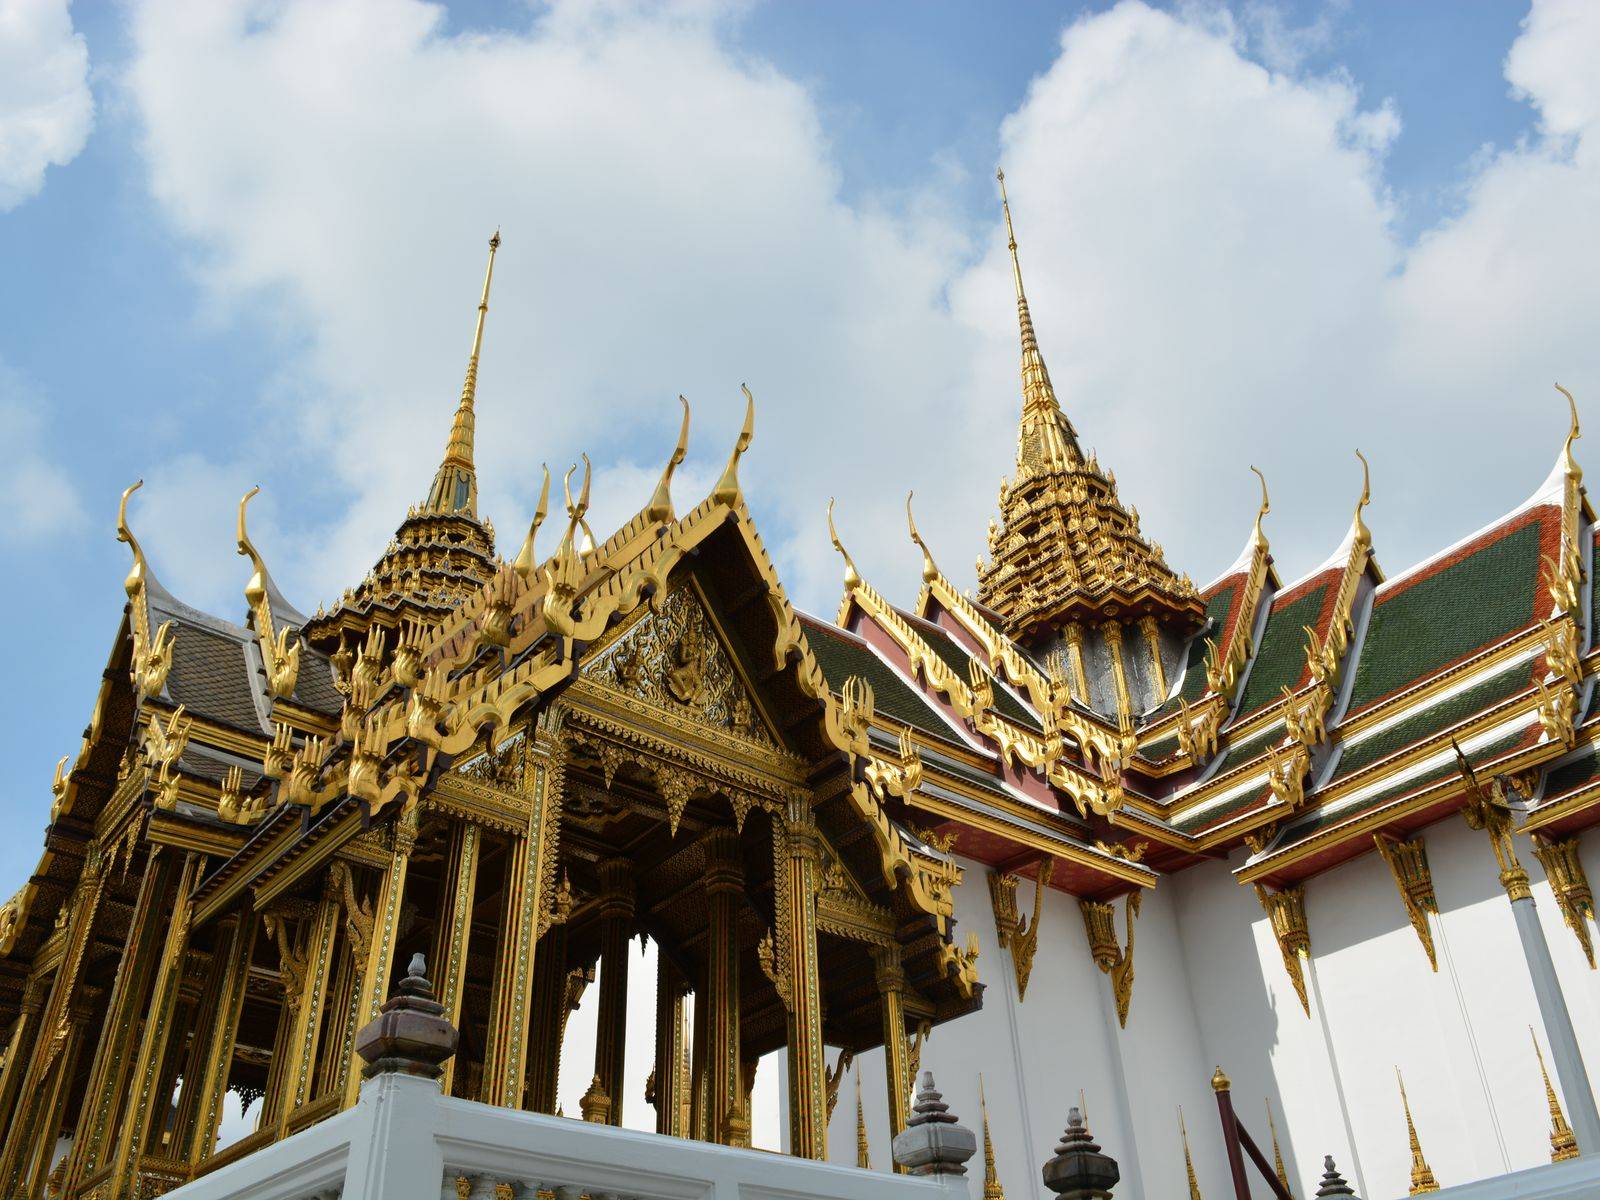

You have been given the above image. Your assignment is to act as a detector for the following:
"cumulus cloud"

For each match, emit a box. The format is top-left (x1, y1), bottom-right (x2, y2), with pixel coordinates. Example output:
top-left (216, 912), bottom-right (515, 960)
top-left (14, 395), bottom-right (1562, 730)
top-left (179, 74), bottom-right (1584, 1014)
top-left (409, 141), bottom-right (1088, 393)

top-left (0, 359), bottom-right (82, 539)
top-left (120, 0), bottom-right (1600, 623)
top-left (0, 0), bottom-right (93, 211)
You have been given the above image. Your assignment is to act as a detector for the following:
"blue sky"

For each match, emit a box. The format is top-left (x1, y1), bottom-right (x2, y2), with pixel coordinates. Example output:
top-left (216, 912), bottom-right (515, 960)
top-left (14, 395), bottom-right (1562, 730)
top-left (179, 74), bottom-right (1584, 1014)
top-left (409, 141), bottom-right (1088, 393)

top-left (1, 0), bottom-right (1596, 897)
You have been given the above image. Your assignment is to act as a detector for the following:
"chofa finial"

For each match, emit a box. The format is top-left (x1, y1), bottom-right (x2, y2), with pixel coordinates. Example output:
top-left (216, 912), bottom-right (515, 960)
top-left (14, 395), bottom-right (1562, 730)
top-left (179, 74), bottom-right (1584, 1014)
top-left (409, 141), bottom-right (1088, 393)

top-left (512, 465), bottom-right (551, 585)
top-left (648, 395), bottom-right (691, 523)
top-left (1250, 466), bottom-right (1270, 548)
top-left (712, 385), bottom-right (755, 505)
top-left (828, 499), bottom-right (862, 591)
top-left (907, 492), bottom-right (939, 584)
top-left (1556, 383), bottom-right (1581, 486)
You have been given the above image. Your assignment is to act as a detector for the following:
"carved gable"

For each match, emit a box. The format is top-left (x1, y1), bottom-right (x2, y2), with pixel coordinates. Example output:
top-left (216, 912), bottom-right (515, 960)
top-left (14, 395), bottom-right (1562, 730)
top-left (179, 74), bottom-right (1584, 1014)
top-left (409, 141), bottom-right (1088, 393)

top-left (584, 584), bottom-right (777, 750)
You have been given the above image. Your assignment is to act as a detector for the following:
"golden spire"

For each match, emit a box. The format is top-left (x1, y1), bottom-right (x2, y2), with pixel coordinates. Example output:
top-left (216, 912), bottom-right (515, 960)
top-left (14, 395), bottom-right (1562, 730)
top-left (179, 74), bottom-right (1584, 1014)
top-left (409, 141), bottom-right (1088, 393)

top-left (1179, 1107), bottom-right (1203, 1200)
top-left (1396, 1069), bottom-right (1439, 1193)
top-left (1532, 1027), bottom-right (1580, 1161)
top-left (427, 231), bottom-right (500, 515)
top-left (1267, 1101), bottom-right (1294, 1197)
top-left (996, 168), bottom-right (1080, 475)
top-left (980, 1075), bottom-right (1004, 1200)
top-left (855, 1066), bottom-right (871, 1170)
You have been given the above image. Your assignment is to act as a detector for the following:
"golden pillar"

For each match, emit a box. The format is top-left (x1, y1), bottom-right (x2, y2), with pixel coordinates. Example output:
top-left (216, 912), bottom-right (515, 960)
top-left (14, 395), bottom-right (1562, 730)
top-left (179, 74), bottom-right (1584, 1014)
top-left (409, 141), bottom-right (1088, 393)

top-left (593, 858), bottom-right (635, 1127)
top-left (1101, 621), bottom-right (1133, 724)
top-left (524, 923), bottom-right (570, 1112)
top-left (0, 976), bottom-right (48, 1142)
top-left (1063, 623), bottom-right (1091, 704)
top-left (22, 987), bottom-right (96, 1198)
top-left (1138, 615), bottom-right (1168, 698)
top-left (432, 821), bottom-right (480, 1098)
top-left (186, 913), bottom-right (257, 1167)
top-left (60, 851), bottom-right (178, 1194)
top-left (654, 956), bottom-right (689, 1137)
top-left (701, 828), bottom-right (744, 1145)
top-left (106, 853), bottom-right (204, 1198)
top-left (481, 725), bottom-right (563, 1108)
top-left (276, 880), bottom-right (342, 1135)
top-left (874, 946), bottom-right (912, 1151)
top-left (0, 842), bottom-right (106, 1193)
top-left (783, 811), bottom-right (828, 1159)
top-left (313, 934), bottom-right (358, 1101)
top-left (343, 802), bottom-right (420, 1108)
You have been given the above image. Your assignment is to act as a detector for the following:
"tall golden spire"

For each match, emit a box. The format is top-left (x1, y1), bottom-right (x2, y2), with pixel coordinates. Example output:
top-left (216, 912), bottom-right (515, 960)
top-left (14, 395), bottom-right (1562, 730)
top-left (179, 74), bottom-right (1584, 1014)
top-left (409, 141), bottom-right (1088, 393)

top-left (1396, 1069), bottom-right (1439, 1193)
top-left (1266, 1101), bottom-right (1294, 1197)
top-left (979, 1075), bottom-right (1004, 1200)
top-left (1532, 1028), bottom-right (1580, 1162)
top-left (996, 168), bottom-right (1080, 475)
top-left (426, 231), bottom-right (501, 515)
top-left (855, 1066), bottom-right (871, 1170)
top-left (1179, 1107), bottom-right (1203, 1200)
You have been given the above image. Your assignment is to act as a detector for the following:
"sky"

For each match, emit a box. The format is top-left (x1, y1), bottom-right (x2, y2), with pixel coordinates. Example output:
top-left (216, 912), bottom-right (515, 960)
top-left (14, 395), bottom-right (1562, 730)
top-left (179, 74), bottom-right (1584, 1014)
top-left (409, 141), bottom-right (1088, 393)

top-left (0, 0), bottom-right (1597, 935)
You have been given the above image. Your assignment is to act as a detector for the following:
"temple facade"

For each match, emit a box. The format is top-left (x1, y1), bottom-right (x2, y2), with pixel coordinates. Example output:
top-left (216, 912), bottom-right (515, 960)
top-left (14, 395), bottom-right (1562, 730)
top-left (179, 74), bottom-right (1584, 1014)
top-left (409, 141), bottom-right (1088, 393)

top-left (1, 182), bottom-right (1598, 1200)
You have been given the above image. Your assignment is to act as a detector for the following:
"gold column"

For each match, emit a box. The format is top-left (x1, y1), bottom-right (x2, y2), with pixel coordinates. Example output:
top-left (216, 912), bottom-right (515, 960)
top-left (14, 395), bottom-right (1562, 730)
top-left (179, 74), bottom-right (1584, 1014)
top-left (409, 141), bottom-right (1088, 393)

top-left (59, 851), bottom-right (178, 1194)
top-left (874, 947), bottom-right (912, 1152)
top-left (276, 880), bottom-right (342, 1135)
top-left (481, 726), bottom-right (562, 1108)
top-left (524, 924), bottom-right (569, 1112)
top-left (1138, 616), bottom-right (1168, 698)
top-left (0, 842), bottom-right (106, 1193)
top-left (702, 828), bottom-right (744, 1145)
top-left (1063, 623), bottom-right (1091, 704)
top-left (106, 853), bottom-right (204, 1198)
top-left (593, 859), bottom-right (635, 1127)
top-left (654, 957), bottom-right (689, 1136)
top-left (783, 810), bottom-right (828, 1159)
top-left (0, 976), bottom-right (48, 1140)
top-left (432, 821), bottom-right (481, 1098)
top-left (343, 803), bottom-right (420, 1107)
top-left (186, 913), bottom-right (256, 1167)
top-left (313, 936), bottom-right (357, 1100)
top-left (22, 988), bottom-right (96, 1199)
top-left (1101, 621), bottom-right (1133, 724)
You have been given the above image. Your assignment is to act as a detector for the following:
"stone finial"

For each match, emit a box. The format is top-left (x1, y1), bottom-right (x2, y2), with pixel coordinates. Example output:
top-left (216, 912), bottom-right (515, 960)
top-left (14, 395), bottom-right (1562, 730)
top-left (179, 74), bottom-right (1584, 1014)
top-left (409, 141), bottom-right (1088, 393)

top-left (892, 1070), bottom-right (977, 1176)
top-left (354, 953), bottom-right (459, 1081)
top-left (1042, 1107), bottom-right (1120, 1200)
top-left (1314, 1155), bottom-right (1358, 1198)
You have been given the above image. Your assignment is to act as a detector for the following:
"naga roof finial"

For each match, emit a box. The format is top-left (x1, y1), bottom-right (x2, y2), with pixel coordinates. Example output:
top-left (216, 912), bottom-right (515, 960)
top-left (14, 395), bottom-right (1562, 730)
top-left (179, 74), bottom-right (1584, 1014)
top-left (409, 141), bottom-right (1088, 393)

top-left (117, 479), bottom-right (149, 601)
top-left (827, 499), bottom-right (862, 591)
top-left (649, 395), bottom-right (691, 523)
top-left (1352, 449), bottom-right (1373, 549)
top-left (1249, 466), bottom-right (1270, 550)
top-left (712, 385), bottom-right (755, 505)
top-left (1556, 383), bottom-right (1581, 487)
top-left (512, 465), bottom-right (551, 585)
top-left (426, 231), bottom-right (501, 516)
top-left (907, 491), bottom-right (939, 584)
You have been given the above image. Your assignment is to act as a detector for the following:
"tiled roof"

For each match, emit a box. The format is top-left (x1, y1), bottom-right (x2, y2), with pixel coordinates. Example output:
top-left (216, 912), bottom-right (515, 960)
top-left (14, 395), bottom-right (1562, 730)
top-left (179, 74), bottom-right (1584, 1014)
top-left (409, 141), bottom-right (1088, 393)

top-left (1233, 584), bottom-right (1330, 719)
top-left (800, 615), bottom-right (965, 748)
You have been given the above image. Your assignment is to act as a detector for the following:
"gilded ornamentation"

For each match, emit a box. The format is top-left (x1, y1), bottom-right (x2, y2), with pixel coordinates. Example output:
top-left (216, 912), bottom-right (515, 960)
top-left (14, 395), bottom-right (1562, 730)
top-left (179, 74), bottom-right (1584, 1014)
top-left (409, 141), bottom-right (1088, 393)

top-left (823, 1048), bottom-right (854, 1121)
top-left (237, 486), bottom-right (302, 700)
top-left (1266, 743), bottom-right (1310, 811)
top-left (1454, 742), bottom-right (1532, 902)
top-left (1080, 891), bottom-right (1141, 1027)
top-left (1535, 675), bottom-right (1579, 748)
top-left (1282, 683), bottom-right (1330, 749)
top-left (1397, 1068), bottom-right (1440, 1193)
top-left (1254, 884), bottom-right (1311, 1016)
top-left (1374, 835), bottom-right (1440, 970)
top-left (1531, 835), bottom-right (1596, 967)
top-left (0, 883), bottom-right (33, 956)
top-left (142, 705), bottom-right (193, 811)
top-left (1175, 697), bottom-right (1221, 763)
top-left (989, 859), bottom-right (1054, 1002)
top-left (1532, 1027), bottom-right (1580, 1161)
top-left (328, 860), bottom-right (375, 964)
top-left (117, 481), bottom-right (176, 699)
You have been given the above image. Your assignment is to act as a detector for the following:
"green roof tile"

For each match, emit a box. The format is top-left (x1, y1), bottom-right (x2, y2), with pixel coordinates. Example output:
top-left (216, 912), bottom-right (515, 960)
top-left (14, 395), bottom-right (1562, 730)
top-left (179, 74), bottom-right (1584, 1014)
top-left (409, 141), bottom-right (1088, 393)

top-left (1234, 585), bottom-right (1329, 719)
top-left (907, 614), bottom-right (1044, 733)
top-left (1331, 660), bottom-right (1530, 781)
top-left (802, 618), bottom-right (962, 747)
top-left (1544, 743), bottom-right (1600, 799)
top-left (1346, 521), bottom-right (1543, 712)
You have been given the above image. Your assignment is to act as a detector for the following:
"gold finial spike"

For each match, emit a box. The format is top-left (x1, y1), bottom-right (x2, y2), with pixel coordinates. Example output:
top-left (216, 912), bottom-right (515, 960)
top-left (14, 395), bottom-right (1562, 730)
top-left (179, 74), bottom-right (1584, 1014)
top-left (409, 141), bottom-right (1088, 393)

top-left (995, 168), bottom-right (1079, 473)
top-left (1249, 466), bottom-right (1271, 550)
top-left (827, 499), bottom-right (862, 592)
top-left (855, 1065), bottom-right (871, 1170)
top-left (907, 492), bottom-right (939, 584)
top-left (712, 384), bottom-right (755, 505)
top-left (512, 465), bottom-right (551, 585)
top-left (117, 480), bottom-right (149, 598)
top-left (237, 485), bottom-right (268, 606)
top-left (648, 396), bottom-right (691, 523)
top-left (1532, 1027), bottom-right (1580, 1161)
top-left (980, 1075), bottom-right (1004, 1200)
top-left (1211, 1065), bottom-right (1231, 1093)
top-left (427, 231), bottom-right (501, 515)
top-left (1396, 1068), bottom-right (1439, 1193)
top-left (1267, 1101), bottom-right (1293, 1197)
top-left (1556, 383), bottom-right (1582, 486)
top-left (1179, 1107), bottom-right (1203, 1200)
top-left (1352, 449), bottom-right (1373, 547)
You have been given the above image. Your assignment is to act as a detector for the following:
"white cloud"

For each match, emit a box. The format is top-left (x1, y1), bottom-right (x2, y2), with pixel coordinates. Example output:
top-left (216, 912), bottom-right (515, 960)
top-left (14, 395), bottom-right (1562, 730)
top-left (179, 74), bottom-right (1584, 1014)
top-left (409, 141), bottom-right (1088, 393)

top-left (0, 0), bottom-right (92, 211)
top-left (120, 0), bottom-right (1600, 621)
top-left (0, 359), bottom-right (82, 539)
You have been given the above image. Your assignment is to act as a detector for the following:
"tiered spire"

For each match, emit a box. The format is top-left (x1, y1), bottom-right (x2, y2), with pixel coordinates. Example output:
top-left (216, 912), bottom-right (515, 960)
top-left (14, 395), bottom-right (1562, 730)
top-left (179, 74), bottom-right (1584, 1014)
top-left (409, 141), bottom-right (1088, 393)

top-left (977, 172), bottom-right (1202, 646)
top-left (1179, 1107), bottom-right (1203, 1200)
top-left (1396, 1069), bottom-right (1439, 1194)
top-left (856, 1067), bottom-right (871, 1170)
top-left (425, 231), bottom-right (500, 516)
top-left (979, 1076), bottom-right (1004, 1200)
top-left (997, 169), bottom-right (1080, 476)
top-left (1532, 1028), bottom-right (1580, 1162)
